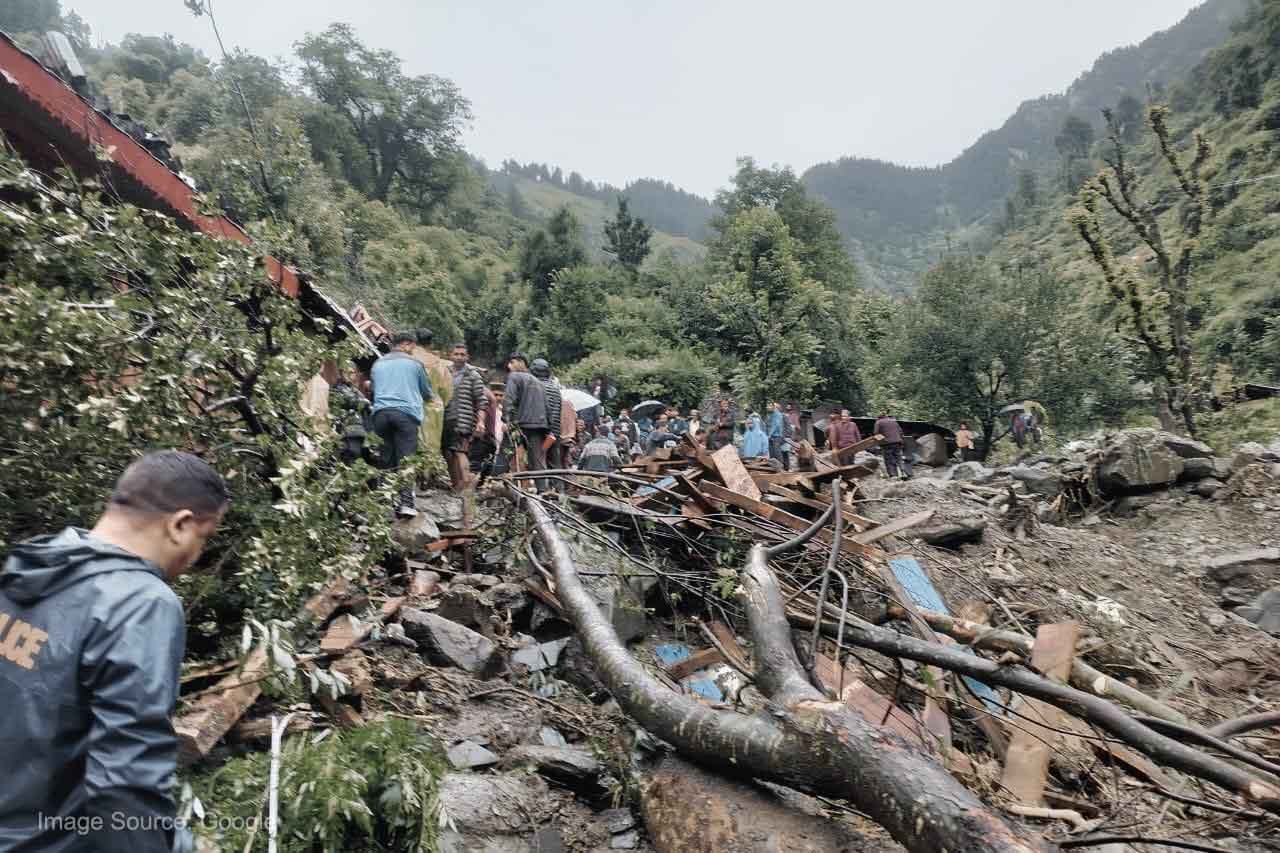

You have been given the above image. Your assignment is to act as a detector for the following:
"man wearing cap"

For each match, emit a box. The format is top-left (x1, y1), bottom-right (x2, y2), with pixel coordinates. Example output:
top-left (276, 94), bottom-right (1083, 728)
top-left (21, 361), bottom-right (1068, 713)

top-left (530, 359), bottom-right (563, 488)
top-left (503, 354), bottom-right (549, 481)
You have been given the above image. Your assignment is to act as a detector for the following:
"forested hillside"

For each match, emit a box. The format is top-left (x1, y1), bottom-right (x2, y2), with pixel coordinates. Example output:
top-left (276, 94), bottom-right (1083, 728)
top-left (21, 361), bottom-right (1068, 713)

top-left (803, 0), bottom-right (1251, 292)
top-left (987, 0), bottom-right (1280, 395)
top-left (489, 161), bottom-right (716, 243)
top-left (487, 169), bottom-right (707, 266)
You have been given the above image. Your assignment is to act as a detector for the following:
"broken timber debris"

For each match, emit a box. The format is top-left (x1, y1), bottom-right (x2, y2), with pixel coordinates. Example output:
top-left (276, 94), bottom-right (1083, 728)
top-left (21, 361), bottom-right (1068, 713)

top-left (1001, 622), bottom-right (1081, 805)
top-left (176, 577), bottom-right (353, 765)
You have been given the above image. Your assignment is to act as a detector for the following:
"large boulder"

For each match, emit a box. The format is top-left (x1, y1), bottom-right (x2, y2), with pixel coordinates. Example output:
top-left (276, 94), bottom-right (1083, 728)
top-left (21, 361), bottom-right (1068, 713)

top-left (504, 744), bottom-right (608, 799)
top-left (389, 512), bottom-right (441, 554)
top-left (437, 772), bottom-right (549, 853)
top-left (853, 450), bottom-right (882, 475)
top-left (416, 489), bottom-right (466, 529)
top-left (1179, 456), bottom-right (1218, 482)
top-left (1006, 465), bottom-right (1063, 499)
top-left (1202, 548), bottom-right (1280, 583)
top-left (1235, 588), bottom-right (1280, 634)
top-left (400, 608), bottom-right (501, 675)
top-left (948, 461), bottom-right (994, 483)
top-left (1094, 429), bottom-right (1210, 495)
top-left (913, 433), bottom-right (949, 466)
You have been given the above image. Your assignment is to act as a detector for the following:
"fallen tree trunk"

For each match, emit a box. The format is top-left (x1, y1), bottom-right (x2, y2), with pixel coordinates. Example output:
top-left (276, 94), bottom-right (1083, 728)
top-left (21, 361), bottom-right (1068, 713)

top-left (796, 607), bottom-right (1280, 812)
top-left (514, 485), bottom-right (1052, 853)
top-left (883, 605), bottom-right (1190, 725)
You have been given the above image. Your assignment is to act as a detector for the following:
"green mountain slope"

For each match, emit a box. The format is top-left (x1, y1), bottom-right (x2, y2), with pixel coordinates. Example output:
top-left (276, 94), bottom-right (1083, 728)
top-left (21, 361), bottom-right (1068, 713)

top-left (509, 176), bottom-right (708, 267)
top-left (802, 0), bottom-right (1250, 293)
top-left (989, 0), bottom-right (1280, 386)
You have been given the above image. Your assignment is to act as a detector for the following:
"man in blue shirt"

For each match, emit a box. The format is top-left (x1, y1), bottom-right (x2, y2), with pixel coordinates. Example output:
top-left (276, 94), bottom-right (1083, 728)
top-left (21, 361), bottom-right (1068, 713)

top-left (767, 401), bottom-right (787, 466)
top-left (370, 332), bottom-right (434, 517)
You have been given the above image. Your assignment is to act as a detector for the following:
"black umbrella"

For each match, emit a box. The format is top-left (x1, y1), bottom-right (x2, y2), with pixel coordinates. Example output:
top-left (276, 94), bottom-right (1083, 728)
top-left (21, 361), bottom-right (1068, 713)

top-left (631, 400), bottom-right (666, 419)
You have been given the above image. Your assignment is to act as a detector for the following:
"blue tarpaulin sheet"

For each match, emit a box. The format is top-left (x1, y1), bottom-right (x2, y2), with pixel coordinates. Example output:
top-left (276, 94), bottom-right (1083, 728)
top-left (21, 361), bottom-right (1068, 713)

top-left (888, 557), bottom-right (1004, 713)
top-left (653, 642), bottom-right (723, 701)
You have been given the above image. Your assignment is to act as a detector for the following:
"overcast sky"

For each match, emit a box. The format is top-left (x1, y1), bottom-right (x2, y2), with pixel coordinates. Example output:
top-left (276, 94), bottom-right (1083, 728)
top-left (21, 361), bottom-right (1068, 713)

top-left (66, 1), bottom-right (1204, 197)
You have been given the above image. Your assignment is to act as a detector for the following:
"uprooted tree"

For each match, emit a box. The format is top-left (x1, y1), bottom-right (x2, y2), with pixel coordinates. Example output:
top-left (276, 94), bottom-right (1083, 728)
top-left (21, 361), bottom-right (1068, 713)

top-left (509, 467), bottom-right (1280, 853)
top-left (1070, 103), bottom-right (1210, 438)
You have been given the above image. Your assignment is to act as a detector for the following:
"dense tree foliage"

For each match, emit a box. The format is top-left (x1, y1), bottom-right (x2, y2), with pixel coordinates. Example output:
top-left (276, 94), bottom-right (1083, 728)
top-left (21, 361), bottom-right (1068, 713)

top-left (518, 206), bottom-right (588, 314)
top-left (295, 23), bottom-right (472, 213)
top-left (0, 147), bottom-right (402, 644)
top-left (871, 256), bottom-right (1133, 454)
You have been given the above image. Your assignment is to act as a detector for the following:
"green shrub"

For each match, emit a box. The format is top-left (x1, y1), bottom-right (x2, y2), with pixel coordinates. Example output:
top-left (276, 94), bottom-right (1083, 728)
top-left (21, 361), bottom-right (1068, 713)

top-left (185, 719), bottom-right (444, 853)
top-left (564, 349), bottom-right (717, 410)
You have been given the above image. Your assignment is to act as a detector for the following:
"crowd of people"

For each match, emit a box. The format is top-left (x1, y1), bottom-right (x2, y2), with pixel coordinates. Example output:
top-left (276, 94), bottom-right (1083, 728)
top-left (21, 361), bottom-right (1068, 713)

top-left (328, 336), bottom-right (950, 513)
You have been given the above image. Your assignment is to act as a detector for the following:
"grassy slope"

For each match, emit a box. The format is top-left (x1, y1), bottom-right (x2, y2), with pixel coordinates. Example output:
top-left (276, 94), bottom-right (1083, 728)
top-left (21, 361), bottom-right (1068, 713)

top-left (513, 177), bottom-right (707, 267)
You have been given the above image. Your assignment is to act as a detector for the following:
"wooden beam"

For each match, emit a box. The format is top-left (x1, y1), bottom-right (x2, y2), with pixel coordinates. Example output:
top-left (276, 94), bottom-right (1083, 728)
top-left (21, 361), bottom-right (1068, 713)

top-left (804, 463), bottom-right (876, 485)
top-left (665, 647), bottom-right (725, 680)
top-left (1000, 622), bottom-right (1081, 806)
top-left (698, 482), bottom-right (887, 560)
top-left (710, 444), bottom-right (762, 501)
top-left (176, 575), bottom-right (351, 764)
top-left (765, 484), bottom-right (831, 513)
top-left (851, 510), bottom-right (935, 546)
top-left (815, 653), bottom-right (932, 752)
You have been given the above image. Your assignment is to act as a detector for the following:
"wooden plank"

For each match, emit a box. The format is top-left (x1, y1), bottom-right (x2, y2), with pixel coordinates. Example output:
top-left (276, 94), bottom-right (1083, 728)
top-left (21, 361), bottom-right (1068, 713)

top-left (320, 596), bottom-right (406, 653)
top-left (1000, 622), bottom-right (1081, 806)
top-left (751, 472), bottom-right (817, 488)
top-left (814, 653), bottom-right (932, 751)
top-left (804, 463), bottom-right (876, 485)
top-left (851, 509), bottom-right (935, 546)
top-left (710, 444), bottom-right (762, 501)
top-left (698, 482), bottom-right (888, 560)
top-left (705, 620), bottom-right (750, 674)
top-left (674, 472), bottom-right (713, 511)
top-left (665, 647), bottom-right (724, 680)
top-left (765, 484), bottom-right (831, 513)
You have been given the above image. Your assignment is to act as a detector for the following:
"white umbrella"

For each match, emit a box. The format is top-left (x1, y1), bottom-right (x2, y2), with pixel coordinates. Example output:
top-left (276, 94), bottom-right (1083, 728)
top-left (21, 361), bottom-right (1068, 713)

top-left (562, 388), bottom-right (602, 412)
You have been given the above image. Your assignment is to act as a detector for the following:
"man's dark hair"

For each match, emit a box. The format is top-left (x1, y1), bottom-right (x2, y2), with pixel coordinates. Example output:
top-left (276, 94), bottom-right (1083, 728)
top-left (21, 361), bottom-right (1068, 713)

top-left (452, 342), bottom-right (468, 352)
top-left (415, 328), bottom-right (433, 346)
top-left (392, 331), bottom-right (417, 346)
top-left (507, 352), bottom-right (528, 367)
top-left (109, 451), bottom-right (229, 518)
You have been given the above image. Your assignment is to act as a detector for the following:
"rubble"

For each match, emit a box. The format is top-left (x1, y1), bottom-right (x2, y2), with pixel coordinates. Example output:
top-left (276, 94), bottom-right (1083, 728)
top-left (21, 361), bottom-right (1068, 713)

top-left (173, 425), bottom-right (1280, 852)
top-left (400, 608), bottom-right (501, 675)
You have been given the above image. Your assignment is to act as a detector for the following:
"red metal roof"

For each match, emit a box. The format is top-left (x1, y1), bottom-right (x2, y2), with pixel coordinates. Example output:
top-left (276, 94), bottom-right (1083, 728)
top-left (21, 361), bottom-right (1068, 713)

top-left (0, 29), bottom-right (299, 294)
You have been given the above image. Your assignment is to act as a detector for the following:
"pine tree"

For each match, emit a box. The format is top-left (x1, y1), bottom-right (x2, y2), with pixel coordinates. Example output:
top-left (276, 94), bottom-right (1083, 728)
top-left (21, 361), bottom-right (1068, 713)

top-left (602, 197), bottom-right (653, 275)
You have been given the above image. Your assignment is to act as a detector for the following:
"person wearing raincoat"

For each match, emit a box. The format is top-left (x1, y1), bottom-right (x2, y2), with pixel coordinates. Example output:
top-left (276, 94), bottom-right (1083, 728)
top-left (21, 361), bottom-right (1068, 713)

top-left (0, 451), bottom-right (229, 853)
top-left (740, 414), bottom-right (770, 460)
